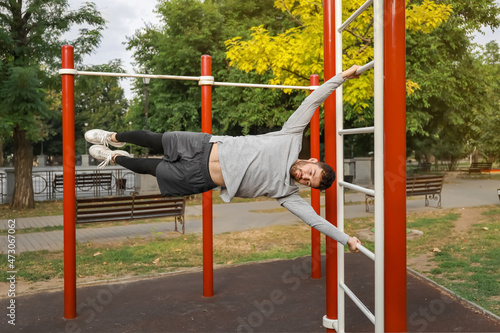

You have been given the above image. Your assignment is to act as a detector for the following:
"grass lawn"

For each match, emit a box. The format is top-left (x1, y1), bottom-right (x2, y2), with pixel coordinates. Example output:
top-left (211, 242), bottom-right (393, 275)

top-left (340, 207), bottom-right (500, 315)
top-left (423, 209), bottom-right (500, 315)
top-left (0, 223), bottom-right (317, 282)
top-left (0, 189), bottom-right (308, 220)
top-left (0, 202), bottom-right (499, 316)
top-left (0, 216), bottom-right (205, 236)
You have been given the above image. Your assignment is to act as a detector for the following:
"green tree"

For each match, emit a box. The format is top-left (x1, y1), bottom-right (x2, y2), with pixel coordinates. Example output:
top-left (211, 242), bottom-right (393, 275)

top-left (225, 0), bottom-right (452, 109)
top-left (0, 0), bottom-right (105, 208)
top-left (36, 60), bottom-right (129, 161)
top-left (406, 0), bottom-right (500, 167)
top-left (74, 60), bottom-right (129, 155)
top-left (126, 0), bottom-right (300, 136)
top-left (469, 41), bottom-right (500, 162)
top-left (0, 67), bottom-right (48, 207)
top-left (127, 0), bottom-right (224, 133)
top-left (222, 0), bottom-right (453, 158)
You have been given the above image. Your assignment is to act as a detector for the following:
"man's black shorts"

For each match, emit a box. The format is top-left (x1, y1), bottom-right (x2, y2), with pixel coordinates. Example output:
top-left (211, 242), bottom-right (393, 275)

top-left (155, 131), bottom-right (217, 197)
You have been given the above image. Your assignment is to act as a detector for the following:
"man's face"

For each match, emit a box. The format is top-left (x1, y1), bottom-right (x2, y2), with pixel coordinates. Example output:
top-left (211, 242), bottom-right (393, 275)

top-left (290, 158), bottom-right (323, 188)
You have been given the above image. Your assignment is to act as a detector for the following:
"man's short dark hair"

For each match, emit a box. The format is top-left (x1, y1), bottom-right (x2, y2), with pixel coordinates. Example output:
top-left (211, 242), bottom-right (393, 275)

top-left (317, 162), bottom-right (335, 191)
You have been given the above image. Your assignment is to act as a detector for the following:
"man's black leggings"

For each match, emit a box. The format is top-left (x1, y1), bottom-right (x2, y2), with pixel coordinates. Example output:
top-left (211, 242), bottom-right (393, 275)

top-left (114, 130), bottom-right (163, 176)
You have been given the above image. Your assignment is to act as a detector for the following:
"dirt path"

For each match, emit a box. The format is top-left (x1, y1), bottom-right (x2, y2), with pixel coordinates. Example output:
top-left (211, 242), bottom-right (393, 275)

top-left (408, 206), bottom-right (487, 273)
top-left (454, 207), bottom-right (486, 233)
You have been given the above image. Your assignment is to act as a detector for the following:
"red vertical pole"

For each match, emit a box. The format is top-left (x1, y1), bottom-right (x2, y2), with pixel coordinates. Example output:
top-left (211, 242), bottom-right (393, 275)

top-left (201, 55), bottom-right (214, 297)
top-left (62, 45), bottom-right (77, 319)
top-left (323, 0), bottom-right (338, 330)
top-left (309, 74), bottom-right (321, 279)
top-left (384, 0), bottom-right (407, 331)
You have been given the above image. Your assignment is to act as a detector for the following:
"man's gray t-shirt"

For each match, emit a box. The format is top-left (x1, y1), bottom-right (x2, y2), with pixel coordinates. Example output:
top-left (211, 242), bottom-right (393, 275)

top-left (210, 73), bottom-right (350, 245)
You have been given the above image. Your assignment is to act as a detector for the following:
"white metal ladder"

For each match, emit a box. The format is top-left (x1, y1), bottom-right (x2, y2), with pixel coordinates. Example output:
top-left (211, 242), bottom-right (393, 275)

top-left (323, 0), bottom-right (385, 332)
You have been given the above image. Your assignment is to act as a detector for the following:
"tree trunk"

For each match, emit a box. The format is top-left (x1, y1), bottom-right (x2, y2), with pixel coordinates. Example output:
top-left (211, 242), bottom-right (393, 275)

top-left (0, 137), bottom-right (3, 167)
top-left (11, 126), bottom-right (35, 209)
top-left (472, 147), bottom-right (479, 163)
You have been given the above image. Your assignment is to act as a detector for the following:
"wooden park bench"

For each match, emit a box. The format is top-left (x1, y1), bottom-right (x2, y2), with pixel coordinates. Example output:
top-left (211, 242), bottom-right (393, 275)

top-left (462, 162), bottom-right (492, 177)
top-left (53, 173), bottom-right (113, 195)
top-left (76, 193), bottom-right (187, 233)
top-left (365, 174), bottom-right (445, 212)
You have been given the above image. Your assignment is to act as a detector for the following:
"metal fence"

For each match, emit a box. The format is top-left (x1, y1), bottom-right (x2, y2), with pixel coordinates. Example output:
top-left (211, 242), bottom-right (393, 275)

top-left (1, 167), bottom-right (137, 203)
top-left (0, 173), bottom-right (5, 203)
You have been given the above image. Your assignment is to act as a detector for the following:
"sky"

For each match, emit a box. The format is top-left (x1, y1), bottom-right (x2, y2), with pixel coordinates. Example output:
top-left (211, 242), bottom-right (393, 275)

top-left (66, 0), bottom-right (500, 101)
top-left (66, 0), bottom-right (162, 100)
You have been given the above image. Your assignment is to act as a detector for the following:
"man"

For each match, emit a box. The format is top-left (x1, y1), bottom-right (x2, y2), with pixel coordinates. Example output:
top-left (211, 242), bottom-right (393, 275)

top-left (86, 65), bottom-right (362, 252)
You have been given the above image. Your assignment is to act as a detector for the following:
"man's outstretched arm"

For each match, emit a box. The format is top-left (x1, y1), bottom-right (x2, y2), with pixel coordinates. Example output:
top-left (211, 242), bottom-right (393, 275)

top-left (281, 65), bottom-right (361, 135)
top-left (279, 194), bottom-right (361, 252)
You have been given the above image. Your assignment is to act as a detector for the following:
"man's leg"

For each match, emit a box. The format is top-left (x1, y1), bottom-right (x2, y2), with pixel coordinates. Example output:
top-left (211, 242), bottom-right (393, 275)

top-left (115, 130), bottom-right (163, 152)
top-left (114, 156), bottom-right (162, 176)
top-left (86, 129), bottom-right (164, 152)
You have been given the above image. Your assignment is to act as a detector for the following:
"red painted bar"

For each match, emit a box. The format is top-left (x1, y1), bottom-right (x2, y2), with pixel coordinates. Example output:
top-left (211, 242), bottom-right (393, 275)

top-left (201, 55), bottom-right (214, 297)
top-left (323, 0), bottom-right (338, 330)
top-left (309, 74), bottom-right (322, 279)
top-left (383, 0), bottom-right (407, 331)
top-left (62, 45), bottom-right (77, 319)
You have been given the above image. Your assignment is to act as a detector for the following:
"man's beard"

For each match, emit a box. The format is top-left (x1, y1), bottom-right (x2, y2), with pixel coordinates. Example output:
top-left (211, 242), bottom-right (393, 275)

top-left (290, 160), bottom-right (307, 181)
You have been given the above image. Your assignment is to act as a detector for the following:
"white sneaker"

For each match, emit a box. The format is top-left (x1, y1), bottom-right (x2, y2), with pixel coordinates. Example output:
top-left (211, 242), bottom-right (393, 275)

top-left (89, 145), bottom-right (130, 169)
top-left (85, 129), bottom-right (126, 148)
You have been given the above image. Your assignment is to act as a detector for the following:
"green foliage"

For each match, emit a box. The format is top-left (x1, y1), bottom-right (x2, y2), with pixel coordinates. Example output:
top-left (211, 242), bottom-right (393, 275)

top-left (225, 0), bottom-right (452, 106)
top-left (74, 60), bottom-right (129, 154)
top-left (0, 66), bottom-right (49, 140)
top-left (0, 0), bottom-right (105, 208)
top-left (0, 0), bottom-right (106, 139)
top-left (469, 41), bottom-right (500, 160)
top-left (405, 0), bottom-right (500, 162)
top-left (127, 0), bottom-right (300, 135)
top-left (220, 0), bottom-right (456, 157)
top-left (127, 0), bottom-right (224, 133)
top-left (0, 0), bottom-right (105, 68)
top-left (212, 71), bottom-right (304, 135)
top-left (221, 0), bottom-right (500, 162)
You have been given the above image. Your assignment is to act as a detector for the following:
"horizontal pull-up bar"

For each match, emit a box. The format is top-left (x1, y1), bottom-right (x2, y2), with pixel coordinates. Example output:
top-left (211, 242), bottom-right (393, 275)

top-left (339, 180), bottom-right (375, 197)
top-left (338, 0), bottom-right (373, 32)
top-left (58, 69), bottom-right (317, 91)
top-left (357, 243), bottom-right (375, 261)
top-left (58, 69), bottom-right (201, 81)
top-left (338, 126), bottom-right (375, 135)
top-left (213, 81), bottom-right (316, 91)
top-left (355, 61), bottom-right (375, 75)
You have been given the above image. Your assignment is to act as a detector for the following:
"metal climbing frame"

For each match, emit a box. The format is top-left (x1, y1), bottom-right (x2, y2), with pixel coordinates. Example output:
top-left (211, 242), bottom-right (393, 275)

top-left (334, 0), bottom-right (384, 331)
top-left (60, 46), bottom-right (322, 319)
top-left (322, 0), bottom-right (407, 332)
